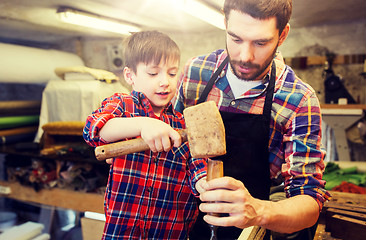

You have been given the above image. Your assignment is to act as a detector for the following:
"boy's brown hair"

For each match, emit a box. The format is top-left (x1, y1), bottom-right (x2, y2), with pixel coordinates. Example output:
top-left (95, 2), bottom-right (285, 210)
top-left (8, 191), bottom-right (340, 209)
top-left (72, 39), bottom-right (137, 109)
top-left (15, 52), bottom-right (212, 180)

top-left (123, 31), bottom-right (180, 73)
top-left (223, 0), bottom-right (292, 34)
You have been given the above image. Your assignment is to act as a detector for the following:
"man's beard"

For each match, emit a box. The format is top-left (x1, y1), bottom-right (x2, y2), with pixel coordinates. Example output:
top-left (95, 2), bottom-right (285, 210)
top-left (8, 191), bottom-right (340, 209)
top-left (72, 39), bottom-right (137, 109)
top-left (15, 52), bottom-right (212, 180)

top-left (227, 46), bottom-right (278, 81)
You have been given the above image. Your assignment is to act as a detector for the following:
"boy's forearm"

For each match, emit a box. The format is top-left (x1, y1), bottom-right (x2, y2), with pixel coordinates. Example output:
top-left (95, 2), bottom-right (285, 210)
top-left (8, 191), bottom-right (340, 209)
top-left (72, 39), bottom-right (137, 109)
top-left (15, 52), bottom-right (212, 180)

top-left (99, 117), bottom-right (143, 142)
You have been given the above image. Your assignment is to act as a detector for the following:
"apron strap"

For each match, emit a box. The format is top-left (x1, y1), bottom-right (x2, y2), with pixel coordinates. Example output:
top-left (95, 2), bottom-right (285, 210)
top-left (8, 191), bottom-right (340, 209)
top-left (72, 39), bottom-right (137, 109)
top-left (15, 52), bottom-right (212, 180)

top-left (263, 61), bottom-right (276, 143)
top-left (197, 58), bottom-right (276, 146)
top-left (197, 56), bottom-right (229, 104)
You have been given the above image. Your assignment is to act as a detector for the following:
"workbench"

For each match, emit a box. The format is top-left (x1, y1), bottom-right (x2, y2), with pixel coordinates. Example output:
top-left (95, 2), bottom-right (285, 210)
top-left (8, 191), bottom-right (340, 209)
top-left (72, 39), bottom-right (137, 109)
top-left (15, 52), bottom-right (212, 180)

top-left (317, 191), bottom-right (366, 240)
top-left (0, 143), bottom-right (106, 236)
top-left (0, 181), bottom-right (104, 214)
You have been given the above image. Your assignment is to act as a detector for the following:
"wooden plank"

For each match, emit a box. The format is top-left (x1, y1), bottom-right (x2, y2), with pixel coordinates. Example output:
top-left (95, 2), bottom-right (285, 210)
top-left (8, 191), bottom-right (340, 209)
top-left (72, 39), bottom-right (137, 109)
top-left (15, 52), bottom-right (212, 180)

top-left (327, 214), bottom-right (366, 240)
top-left (325, 202), bottom-right (366, 214)
top-left (0, 125), bottom-right (38, 136)
top-left (0, 181), bottom-right (104, 213)
top-left (306, 56), bottom-right (326, 66)
top-left (284, 54), bottom-right (366, 68)
top-left (321, 104), bottom-right (366, 110)
top-left (0, 100), bottom-right (41, 111)
top-left (327, 191), bottom-right (366, 206)
top-left (326, 208), bottom-right (366, 221)
top-left (324, 191), bottom-right (366, 214)
top-left (81, 217), bottom-right (105, 240)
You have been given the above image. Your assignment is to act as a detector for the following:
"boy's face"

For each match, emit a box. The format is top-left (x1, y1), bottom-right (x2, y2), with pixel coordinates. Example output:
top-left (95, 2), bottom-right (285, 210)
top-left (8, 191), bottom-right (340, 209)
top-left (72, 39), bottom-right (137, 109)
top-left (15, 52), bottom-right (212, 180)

top-left (124, 59), bottom-right (179, 115)
top-left (225, 10), bottom-right (289, 80)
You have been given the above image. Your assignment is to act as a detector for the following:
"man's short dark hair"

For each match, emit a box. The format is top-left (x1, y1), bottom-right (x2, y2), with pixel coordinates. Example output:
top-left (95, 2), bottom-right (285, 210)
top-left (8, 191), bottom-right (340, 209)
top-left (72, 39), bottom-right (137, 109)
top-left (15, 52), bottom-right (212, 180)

top-left (223, 0), bottom-right (292, 34)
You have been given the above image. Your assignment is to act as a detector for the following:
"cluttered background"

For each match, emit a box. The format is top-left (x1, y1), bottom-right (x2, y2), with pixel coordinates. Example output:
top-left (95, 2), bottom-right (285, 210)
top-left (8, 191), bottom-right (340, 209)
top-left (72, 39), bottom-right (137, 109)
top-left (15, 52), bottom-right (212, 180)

top-left (0, 0), bottom-right (365, 239)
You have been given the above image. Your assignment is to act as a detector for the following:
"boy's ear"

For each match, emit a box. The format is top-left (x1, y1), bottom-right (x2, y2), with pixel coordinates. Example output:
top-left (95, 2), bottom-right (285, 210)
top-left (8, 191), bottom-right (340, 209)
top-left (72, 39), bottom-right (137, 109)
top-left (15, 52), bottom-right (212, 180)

top-left (123, 67), bottom-right (134, 86)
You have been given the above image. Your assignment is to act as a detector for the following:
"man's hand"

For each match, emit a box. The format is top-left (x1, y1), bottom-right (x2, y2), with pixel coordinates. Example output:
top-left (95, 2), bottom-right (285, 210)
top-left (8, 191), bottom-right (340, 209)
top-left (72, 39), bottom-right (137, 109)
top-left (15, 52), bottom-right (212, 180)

top-left (198, 176), bottom-right (320, 234)
top-left (199, 176), bottom-right (262, 229)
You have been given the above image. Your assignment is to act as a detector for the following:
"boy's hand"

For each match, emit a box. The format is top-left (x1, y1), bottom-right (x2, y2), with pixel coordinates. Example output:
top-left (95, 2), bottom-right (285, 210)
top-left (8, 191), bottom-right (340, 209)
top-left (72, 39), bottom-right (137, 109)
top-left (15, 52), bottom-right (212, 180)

top-left (195, 177), bottom-right (207, 195)
top-left (140, 118), bottom-right (182, 152)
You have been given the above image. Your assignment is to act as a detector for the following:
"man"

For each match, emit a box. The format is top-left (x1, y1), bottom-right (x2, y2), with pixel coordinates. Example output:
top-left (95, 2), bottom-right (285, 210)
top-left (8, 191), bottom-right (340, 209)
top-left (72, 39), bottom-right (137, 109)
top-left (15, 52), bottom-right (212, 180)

top-left (174, 0), bottom-right (331, 239)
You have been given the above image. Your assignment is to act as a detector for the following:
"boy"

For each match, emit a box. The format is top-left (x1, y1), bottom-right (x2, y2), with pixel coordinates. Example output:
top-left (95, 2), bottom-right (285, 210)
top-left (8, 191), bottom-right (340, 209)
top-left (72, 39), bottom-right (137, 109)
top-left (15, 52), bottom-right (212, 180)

top-left (83, 31), bottom-right (207, 240)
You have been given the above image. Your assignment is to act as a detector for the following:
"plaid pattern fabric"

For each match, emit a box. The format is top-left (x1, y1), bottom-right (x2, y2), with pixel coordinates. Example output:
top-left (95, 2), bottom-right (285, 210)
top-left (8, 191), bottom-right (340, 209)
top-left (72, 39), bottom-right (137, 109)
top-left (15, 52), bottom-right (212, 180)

top-left (83, 91), bottom-right (206, 240)
top-left (174, 49), bottom-right (331, 209)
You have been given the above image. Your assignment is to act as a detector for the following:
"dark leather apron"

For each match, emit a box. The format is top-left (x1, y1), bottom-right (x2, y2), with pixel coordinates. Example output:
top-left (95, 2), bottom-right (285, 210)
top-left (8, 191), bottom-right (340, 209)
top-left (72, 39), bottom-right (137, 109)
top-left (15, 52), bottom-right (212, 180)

top-left (189, 57), bottom-right (276, 240)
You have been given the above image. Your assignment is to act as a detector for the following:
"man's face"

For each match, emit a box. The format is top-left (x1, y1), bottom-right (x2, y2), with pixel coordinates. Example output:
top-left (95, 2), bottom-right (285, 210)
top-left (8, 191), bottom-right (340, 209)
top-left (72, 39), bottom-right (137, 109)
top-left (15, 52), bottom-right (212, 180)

top-left (225, 10), bottom-right (285, 80)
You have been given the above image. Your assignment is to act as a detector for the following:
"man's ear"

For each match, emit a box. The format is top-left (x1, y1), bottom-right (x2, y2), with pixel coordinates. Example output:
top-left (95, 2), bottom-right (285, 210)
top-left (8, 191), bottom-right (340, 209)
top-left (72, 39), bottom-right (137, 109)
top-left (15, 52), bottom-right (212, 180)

top-left (278, 23), bottom-right (290, 47)
top-left (123, 67), bottom-right (134, 86)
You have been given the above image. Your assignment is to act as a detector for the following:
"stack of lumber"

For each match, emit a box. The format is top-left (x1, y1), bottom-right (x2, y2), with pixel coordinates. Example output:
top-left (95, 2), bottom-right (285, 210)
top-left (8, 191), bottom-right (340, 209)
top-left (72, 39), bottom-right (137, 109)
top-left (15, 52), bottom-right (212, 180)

top-left (322, 191), bottom-right (366, 240)
top-left (0, 101), bottom-right (41, 144)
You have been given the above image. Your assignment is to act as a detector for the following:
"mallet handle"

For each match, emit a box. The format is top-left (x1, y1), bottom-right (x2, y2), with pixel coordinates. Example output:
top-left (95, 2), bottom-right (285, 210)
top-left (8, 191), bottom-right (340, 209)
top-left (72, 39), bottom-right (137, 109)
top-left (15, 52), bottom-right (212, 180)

top-left (94, 129), bottom-right (187, 161)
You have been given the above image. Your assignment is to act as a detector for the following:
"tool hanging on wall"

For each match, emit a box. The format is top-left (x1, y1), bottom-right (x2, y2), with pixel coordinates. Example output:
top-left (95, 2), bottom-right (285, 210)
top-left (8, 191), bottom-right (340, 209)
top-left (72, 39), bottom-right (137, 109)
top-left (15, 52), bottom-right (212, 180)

top-left (323, 52), bottom-right (356, 104)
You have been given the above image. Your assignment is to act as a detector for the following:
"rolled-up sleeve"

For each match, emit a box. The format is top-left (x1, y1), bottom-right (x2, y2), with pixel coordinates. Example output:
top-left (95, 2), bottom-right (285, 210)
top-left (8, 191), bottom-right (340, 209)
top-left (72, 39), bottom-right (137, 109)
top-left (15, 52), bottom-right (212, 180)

top-left (83, 93), bottom-right (126, 147)
top-left (187, 157), bottom-right (207, 196)
top-left (282, 92), bottom-right (331, 210)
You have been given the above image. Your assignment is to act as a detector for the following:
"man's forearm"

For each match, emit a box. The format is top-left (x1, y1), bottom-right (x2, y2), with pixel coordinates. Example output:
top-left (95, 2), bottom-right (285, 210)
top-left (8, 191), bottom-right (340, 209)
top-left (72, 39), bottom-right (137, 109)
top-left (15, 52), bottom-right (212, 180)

top-left (259, 194), bottom-right (319, 233)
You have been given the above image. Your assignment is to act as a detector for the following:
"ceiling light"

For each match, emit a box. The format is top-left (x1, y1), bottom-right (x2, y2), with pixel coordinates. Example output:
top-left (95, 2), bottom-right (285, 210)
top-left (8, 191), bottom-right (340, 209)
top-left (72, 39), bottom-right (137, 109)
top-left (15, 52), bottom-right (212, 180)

top-left (174, 0), bottom-right (225, 30)
top-left (57, 7), bottom-right (141, 35)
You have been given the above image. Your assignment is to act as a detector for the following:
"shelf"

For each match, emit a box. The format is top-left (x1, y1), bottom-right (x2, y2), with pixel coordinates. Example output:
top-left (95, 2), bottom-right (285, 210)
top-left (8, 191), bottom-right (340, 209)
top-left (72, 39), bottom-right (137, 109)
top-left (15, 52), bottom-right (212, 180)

top-left (0, 142), bottom-right (102, 165)
top-left (0, 181), bottom-right (104, 213)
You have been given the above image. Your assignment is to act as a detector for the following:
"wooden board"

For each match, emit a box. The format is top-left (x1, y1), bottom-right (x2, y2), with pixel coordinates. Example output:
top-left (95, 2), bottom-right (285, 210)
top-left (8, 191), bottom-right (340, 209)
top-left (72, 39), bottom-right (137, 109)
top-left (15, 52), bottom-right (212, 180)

top-left (81, 217), bottom-right (105, 240)
top-left (0, 100), bottom-right (41, 111)
top-left (326, 208), bottom-right (366, 221)
top-left (327, 214), bottom-right (366, 240)
top-left (284, 54), bottom-right (366, 68)
top-left (325, 202), bottom-right (366, 214)
top-left (0, 100), bottom-right (41, 117)
top-left (322, 191), bottom-right (366, 239)
top-left (327, 191), bottom-right (366, 206)
top-left (321, 104), bottom-right (366, 110)
top-left (0, 181), bottom-right (104, 214)
top-left (0, 126), bottom-right (38, 136)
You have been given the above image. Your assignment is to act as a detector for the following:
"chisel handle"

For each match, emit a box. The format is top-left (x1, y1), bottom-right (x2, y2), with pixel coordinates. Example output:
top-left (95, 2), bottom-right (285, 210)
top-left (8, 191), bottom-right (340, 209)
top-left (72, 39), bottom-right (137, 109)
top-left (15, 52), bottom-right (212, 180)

top-left (94, 129), bottom-right (187, 161)
top-left (207, 159), bottom-right (224, 217)
top-left (206, 159), bottom-right (224, 240)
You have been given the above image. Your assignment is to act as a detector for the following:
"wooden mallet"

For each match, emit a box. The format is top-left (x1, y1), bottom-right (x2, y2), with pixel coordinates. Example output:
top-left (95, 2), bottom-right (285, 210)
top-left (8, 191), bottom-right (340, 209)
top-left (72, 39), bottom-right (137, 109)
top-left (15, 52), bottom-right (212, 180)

top-left (94, 101), bottom-right (226, 160)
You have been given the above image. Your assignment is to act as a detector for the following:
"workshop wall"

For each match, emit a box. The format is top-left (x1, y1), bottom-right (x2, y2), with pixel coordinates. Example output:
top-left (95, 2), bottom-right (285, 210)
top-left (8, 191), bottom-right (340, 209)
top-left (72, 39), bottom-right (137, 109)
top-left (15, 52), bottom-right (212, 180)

top-left (279, 20), bottom-right (366, 104)
top-left (75, 20), bottom-right (366, 162)
top-left (78, 20), bottom-right (365, 104)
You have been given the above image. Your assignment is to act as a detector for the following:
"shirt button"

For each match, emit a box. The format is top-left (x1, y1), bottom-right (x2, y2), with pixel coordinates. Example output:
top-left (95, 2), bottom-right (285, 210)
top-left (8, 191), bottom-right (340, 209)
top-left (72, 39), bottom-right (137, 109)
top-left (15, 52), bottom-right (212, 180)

top-left (231, 101), bottom-right (236, 106)
top-left (147, 186), bottom-right (152, 192)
